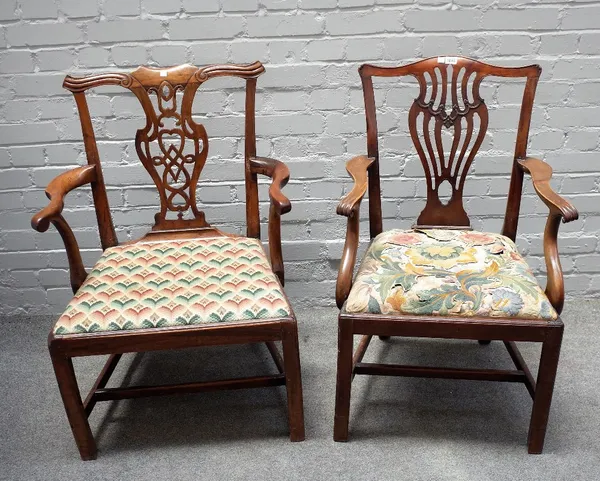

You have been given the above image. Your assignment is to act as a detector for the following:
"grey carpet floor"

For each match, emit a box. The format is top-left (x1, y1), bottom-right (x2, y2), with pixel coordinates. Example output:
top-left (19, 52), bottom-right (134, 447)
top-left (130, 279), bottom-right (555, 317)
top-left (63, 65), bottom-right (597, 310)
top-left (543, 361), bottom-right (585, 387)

top-left (1, 302), bottom-right (599, 481)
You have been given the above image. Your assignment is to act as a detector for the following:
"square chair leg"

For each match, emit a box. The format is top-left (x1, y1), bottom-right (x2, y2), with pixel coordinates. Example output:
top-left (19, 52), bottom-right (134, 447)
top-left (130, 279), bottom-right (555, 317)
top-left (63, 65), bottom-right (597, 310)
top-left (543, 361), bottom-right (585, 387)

top-left (333, 317), bottom-right (353, 441)
top-left (527, 326), bottom-right (564, 454)
top-left (50, 353), bottom-right (97, 460)
top-left (282, 322), bottom-right (305, 441)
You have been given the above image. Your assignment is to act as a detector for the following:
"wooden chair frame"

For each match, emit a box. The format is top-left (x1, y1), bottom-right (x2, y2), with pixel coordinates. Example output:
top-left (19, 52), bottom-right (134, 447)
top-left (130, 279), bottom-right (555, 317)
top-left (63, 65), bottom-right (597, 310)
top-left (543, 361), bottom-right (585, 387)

top-left (333, 57), bottom-right (578, 453)
top-left (32, 62), bottom-right (304, 460)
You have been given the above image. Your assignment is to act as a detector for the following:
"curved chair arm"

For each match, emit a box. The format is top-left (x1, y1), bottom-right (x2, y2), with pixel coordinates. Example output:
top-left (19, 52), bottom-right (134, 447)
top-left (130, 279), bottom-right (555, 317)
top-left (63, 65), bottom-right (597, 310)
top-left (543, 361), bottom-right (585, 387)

top-left (518, 157), bottom-right (578, 223)
top-left (250, 156), bottom-right (291, 214)
top-left (518, 157), bottom-right (579, 315)
top-left (336, 156), bottom-right (375, 308)
top-left (31, 165), bottom-right (97, 232)
top-left (31, 165), bottom-right (97, 293)
top-left (337, 156), bottom-right (375, 217)
top-left (250, 156), bottom-right (291, 285)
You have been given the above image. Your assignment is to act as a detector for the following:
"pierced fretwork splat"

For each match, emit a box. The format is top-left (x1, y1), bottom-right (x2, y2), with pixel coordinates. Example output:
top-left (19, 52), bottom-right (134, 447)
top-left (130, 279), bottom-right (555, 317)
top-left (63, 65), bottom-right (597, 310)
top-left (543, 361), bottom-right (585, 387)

top-left (63, 62), bottom-right (265, 233)
top-left (359, 56), bottom-right (541, 240)
top-left (135, 72), bottom-right (208, 228)
top-left (408, 59), bottom-right (489, 228)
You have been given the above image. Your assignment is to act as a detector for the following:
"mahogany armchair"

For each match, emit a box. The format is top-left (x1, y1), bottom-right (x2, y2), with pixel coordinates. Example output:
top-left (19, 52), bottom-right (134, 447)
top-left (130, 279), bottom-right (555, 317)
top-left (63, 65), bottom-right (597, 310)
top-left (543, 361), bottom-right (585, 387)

top-left (333, 56), bottom-right (578, 453)
top-left (32, 62), bottom-right (304, 460)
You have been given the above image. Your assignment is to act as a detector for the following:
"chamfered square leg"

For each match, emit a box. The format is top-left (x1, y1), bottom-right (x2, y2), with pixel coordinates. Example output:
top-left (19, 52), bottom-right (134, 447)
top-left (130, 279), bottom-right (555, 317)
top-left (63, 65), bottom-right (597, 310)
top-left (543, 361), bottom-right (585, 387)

top-left (281, 321), bottom-right (305, 442)
top-left (333, 317), bottom-right (354, 442)
top-left (50, 352), bottom-right (97, 461)
top-left (527, 326), bottom-right (564, 454)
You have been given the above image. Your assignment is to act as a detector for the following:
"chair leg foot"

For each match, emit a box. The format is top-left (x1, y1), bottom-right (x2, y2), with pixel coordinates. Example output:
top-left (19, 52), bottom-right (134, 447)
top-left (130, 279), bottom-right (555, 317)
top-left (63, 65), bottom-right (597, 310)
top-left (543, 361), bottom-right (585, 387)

top-left (478, 340), bottom-right (492, 345)
top-left (334, 317), bottom-right (353, 442)
top-left (379, 336), bottom-right (390, 341)
top-left (50, 352), bottom-right (97, 460)
top-left (282, 322), bottom-right (305, 442)
top-left (527, 327), bottom-right (563, 454)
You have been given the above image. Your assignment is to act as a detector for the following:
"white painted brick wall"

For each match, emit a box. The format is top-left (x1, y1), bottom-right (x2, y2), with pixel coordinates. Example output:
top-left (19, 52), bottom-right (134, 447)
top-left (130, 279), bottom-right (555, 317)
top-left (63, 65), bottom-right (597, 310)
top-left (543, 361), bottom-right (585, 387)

top-left (0, 0), bottom-right (599, 315)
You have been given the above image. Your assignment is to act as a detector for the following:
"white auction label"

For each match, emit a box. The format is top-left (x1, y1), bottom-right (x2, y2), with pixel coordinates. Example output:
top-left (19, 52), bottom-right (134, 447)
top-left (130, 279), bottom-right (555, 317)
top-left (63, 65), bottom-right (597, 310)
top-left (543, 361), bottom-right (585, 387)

top-left (438, 56), bottom-right (458, 65)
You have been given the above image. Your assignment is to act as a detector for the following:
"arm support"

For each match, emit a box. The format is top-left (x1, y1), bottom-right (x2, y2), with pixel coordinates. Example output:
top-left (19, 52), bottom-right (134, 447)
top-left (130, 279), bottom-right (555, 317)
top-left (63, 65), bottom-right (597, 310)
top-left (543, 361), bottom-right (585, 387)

top-left (31, 165), bottom-right (97, 293)
top-left (336, 156), bottom-right (375, 308)
top-left (250, 156), bottom-right (291, 285)
top-left (518, 157), bottom-right (579, 314)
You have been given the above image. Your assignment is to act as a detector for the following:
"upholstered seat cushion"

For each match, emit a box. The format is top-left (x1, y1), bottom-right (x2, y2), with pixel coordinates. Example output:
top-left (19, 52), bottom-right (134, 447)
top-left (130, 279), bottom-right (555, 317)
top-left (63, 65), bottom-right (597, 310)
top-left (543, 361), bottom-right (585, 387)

top-left (344, 229), bottom-right (557, 321)
top-left (54, 236), bottom-right (291, 335)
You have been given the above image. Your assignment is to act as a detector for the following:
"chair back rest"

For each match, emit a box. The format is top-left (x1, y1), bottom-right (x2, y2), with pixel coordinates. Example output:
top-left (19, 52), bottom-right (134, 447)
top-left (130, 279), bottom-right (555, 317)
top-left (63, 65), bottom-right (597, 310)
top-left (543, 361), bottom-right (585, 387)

top-left (63, 62), bottom-right (265, 248)
top-left (359, 56), bottom-right (540, 239)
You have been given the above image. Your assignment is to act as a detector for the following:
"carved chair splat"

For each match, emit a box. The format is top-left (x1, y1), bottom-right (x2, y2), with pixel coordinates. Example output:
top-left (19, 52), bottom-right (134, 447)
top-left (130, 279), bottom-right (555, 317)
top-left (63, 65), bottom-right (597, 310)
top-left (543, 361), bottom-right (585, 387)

top-left (32, 62), bottom-right (304, 460)
top-left (333, 56), bottom-right (578, 454)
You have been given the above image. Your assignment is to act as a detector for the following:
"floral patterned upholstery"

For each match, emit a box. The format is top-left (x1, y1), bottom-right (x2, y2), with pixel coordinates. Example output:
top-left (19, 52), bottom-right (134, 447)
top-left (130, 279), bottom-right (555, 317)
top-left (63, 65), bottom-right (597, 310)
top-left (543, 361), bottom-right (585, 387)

top-left (54, 237), bottom-right (291, 335)
top-left (344, 229), bottom-right (557, 320)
